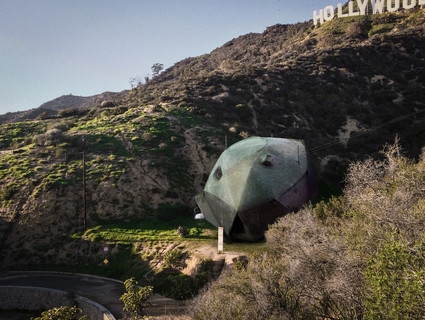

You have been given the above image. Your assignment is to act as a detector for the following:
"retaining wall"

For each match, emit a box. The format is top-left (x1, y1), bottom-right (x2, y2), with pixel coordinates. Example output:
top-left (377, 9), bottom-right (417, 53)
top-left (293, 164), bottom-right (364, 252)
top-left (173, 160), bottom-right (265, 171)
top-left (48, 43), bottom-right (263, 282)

top-left (0, 286), bottom-right (115, 320)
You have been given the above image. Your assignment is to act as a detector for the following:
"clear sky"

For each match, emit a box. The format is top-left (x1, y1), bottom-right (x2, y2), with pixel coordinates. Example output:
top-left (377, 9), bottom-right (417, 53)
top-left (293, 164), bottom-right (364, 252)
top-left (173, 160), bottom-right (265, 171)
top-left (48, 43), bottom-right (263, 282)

top-left (0, 0), bottom-right (342, 115)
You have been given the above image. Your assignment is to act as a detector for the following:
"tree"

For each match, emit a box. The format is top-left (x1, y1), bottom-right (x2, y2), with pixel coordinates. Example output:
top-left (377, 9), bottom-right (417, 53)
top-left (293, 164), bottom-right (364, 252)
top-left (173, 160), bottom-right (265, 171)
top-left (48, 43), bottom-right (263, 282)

top-left (151, 63), bottom-right (164, 77)
top-left (31, 306), bottom-right (87, 320)
top-left (37, 111), bottom-right (49, 120)
top-left (129, 77), bottom-right (137, 89)
top-left (120, 277), bottom-right (153, 319)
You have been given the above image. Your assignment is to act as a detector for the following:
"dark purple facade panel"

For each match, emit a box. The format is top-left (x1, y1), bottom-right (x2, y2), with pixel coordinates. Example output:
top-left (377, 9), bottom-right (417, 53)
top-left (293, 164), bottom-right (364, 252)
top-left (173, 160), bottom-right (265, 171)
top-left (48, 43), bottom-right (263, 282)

top-left (232, 171), bottom-right (317, 241)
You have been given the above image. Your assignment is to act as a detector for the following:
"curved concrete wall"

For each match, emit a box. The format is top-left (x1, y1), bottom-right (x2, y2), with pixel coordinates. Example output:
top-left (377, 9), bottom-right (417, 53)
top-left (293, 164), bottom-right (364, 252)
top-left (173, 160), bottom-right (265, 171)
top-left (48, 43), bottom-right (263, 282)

top-left (0, 286), bottom-right (115, 320)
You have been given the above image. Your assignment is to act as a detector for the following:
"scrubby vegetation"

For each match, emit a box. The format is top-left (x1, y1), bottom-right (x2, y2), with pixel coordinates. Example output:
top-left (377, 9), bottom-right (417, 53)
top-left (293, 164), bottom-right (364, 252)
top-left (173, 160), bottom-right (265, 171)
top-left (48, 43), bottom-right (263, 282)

top-left (192, 142), bottom-right (425, 319)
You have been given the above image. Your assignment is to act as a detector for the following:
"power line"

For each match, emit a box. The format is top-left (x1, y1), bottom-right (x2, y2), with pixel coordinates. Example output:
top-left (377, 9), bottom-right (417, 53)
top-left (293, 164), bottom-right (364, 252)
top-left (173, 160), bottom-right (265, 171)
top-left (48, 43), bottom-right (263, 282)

top-left (309, 108), bottom-right (425, 154)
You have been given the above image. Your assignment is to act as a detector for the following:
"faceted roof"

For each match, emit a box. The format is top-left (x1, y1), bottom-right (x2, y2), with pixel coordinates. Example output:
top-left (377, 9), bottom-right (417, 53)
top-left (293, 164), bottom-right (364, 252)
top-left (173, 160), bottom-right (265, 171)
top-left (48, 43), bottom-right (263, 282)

top-left (196, 137), bottom-right (311, 237)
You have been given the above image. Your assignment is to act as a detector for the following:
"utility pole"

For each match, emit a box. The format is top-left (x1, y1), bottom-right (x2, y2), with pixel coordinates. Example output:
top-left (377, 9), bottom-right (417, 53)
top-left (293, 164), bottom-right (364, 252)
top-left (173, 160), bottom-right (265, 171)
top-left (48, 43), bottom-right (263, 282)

top-left (82, 141), bottom-right (87, 231)
top-left (297, 145), bottom-right (300, 165)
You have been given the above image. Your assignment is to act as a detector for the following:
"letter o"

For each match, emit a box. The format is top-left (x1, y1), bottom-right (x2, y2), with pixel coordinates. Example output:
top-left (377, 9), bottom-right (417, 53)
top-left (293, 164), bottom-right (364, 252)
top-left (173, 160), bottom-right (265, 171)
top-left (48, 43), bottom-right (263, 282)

top-left (403, 0), bottom-right (416, 9)
top-left (324, 6), bottom-right (335, 21)
top-left (387, 0), bottom-right (400, 11)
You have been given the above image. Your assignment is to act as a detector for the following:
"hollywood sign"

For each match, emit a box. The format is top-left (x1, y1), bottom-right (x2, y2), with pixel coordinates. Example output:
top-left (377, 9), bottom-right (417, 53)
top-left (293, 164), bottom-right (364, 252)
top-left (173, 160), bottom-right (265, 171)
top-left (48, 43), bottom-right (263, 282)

top-left (314, 0), bottom-right (425, 26)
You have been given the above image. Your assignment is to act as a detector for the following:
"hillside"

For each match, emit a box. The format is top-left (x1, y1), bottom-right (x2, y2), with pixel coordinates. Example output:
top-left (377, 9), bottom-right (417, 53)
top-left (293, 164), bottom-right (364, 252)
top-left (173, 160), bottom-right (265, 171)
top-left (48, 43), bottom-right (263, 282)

top-left (0, 6), bottom-right (424, 292)
top-left (0, 92), bottom-right (122, 125)
top-left (138, 9), bottom-right (425, 177)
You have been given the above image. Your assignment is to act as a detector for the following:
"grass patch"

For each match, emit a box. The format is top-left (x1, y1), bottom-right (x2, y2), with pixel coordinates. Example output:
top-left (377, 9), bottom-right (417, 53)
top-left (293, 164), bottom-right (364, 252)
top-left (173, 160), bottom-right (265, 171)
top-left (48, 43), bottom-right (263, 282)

top-left (81, 216), bottom-right (267, 257)
top-left (221, 237), bottom-right (268, 256)
top-left (87, 134), bottom-right (130, 157)
top-left (368, 23), bottom-right (395, 36)
top-left (0, 121), bottom-right (46, 149)
top-left (80, 217), bottom-right (216, 243)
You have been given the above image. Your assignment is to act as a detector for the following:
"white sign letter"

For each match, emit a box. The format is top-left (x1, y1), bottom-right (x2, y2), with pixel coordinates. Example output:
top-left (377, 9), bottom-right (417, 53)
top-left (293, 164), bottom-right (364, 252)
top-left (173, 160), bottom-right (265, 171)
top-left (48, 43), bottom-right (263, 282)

top-left (349, 1), bottom-right (360, 15)
top-left (403, 0), bottom-right (416, 9)
top-left (357, 0), bottom-right (369, 14)
top-left (324, 5), bottom-right (335, 21)
top-left (387, 0), bottom-right (400, 11)
top-left (372, 0), bottom-right (386, 13)
top-left (338, 3), bottom-right (349, 17)
top-left (313, 9), bottom-right (324, 26)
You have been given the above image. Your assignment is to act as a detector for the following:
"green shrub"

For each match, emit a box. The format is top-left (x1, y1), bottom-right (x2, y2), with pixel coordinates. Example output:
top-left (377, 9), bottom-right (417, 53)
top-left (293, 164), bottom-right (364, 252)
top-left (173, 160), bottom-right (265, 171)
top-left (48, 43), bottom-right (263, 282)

top-left (34, 129), bottom-right (66, 146)
top-left (55, 147), bottom-right (67, 159)
top-left (110, 105), bottom-right (128, 115)
top-left (189, 227), bottom-right (203, 237)
top-left (163, 249), bottom-right (185, 269)
top-left (176, 226), bottom-right (189, 238)
top-left (364, 233), bottom-right (425, 320)
top-left (1, 183), bottom-right (16, 201)
top-left (58, 108), bottom-right (80, 117)
top-left (232, 256), bottom-right (249, 271)
top-left (120, 277), bottom-right (153, 318)
top-left (313, 195), bottom-right (346, 221)
top-left (31, 306), bottom-right (87, 320)
top-left (157, 273), bottom-right (196, 300)
top-left (195, 259), bottom-right (214, 285)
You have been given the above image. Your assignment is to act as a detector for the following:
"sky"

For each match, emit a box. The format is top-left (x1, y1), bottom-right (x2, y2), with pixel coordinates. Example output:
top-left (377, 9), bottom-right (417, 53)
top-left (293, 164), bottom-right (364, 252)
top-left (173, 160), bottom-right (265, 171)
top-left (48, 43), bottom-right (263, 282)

top-left (0, 0), bottom-right (342, 115)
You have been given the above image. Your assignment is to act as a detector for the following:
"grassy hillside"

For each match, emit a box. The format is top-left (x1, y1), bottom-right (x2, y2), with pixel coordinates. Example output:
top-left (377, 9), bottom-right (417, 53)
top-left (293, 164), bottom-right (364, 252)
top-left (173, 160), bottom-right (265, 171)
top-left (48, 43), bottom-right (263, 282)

top-left (0, 6), bottom-right (425, 300)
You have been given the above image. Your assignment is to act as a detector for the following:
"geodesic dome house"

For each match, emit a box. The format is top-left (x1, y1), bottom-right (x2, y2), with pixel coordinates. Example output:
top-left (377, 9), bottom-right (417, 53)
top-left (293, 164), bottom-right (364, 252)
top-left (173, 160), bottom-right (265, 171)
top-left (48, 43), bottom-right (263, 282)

top-left (195, 137), bottom-right (317, 241)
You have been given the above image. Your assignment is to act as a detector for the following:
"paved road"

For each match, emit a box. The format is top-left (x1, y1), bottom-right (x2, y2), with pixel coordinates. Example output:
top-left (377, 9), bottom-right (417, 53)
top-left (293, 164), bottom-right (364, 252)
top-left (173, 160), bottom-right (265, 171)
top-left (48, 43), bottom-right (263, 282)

top-left (0, 272), bottom-right (189, 319)
top-left (0, 272), bottom-right (126, 319)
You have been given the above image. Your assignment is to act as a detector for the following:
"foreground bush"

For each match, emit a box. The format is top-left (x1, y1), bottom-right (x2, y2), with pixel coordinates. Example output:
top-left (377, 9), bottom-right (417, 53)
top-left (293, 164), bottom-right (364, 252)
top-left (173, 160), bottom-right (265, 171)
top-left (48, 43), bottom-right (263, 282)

top-left (192, 142), bottom-right (425, 319)
top-left (31, 306), bottom-right (87, 320)
top-left (120, 277), bottom-right (153, 319)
